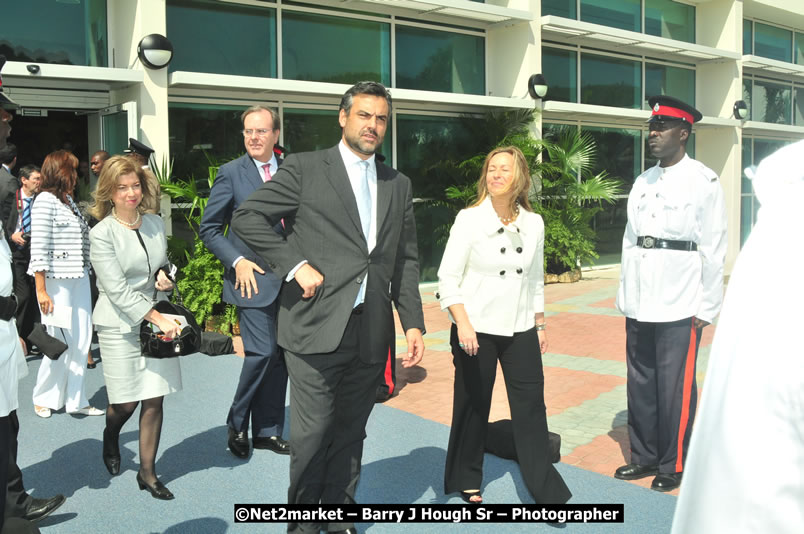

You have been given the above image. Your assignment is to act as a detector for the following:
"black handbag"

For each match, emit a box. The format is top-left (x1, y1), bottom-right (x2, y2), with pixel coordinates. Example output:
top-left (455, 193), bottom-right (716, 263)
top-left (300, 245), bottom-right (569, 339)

top-left (133, 227), bottom-right (201, 358)
top-left (139, 289), bottom-right (202, 358)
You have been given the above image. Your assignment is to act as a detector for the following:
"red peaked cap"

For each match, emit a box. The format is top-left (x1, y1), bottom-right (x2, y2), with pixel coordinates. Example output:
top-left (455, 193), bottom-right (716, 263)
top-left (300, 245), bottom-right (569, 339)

top-left (647, 95), bottom-right (702, 124)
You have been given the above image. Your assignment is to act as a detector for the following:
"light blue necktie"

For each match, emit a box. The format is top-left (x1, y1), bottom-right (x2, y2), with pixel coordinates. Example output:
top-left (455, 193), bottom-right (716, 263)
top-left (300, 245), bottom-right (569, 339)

top-left (356, 160), bottom-right (371, 240)
top-left (355, 160), bottom-right (372, 307)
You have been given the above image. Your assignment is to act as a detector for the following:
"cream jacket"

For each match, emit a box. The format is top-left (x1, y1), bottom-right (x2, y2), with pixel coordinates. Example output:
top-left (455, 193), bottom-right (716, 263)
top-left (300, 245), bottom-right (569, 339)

top-left (437, 197), bottom-right (545, 336)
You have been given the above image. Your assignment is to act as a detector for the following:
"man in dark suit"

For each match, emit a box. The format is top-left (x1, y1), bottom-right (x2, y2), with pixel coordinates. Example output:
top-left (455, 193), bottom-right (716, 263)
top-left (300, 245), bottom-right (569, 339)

top-left (0, 143), bottom-right (17, 231)
top-left (199, 105), bottom-right (289, 459)
top-left (232, 81), bottom-right (425, 534)
top-left (4, 165), bottom-right (40, 346)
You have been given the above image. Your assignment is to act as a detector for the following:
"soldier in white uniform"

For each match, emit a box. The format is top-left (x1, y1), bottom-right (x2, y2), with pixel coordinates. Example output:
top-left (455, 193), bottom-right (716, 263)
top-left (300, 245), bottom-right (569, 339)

top-left (613, 95), bottom-right (727, 492)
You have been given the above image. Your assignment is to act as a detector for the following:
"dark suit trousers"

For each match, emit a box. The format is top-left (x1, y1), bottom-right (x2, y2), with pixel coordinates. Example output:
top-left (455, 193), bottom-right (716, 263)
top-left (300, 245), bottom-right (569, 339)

top-left (227, 303), bottom-right (287, 438)
top-left (625, 317), bottom-right (702, 474)
top-left (3, 411), bottom-right (31, 521)
top-left (285, 310), bottom-right (384, 534)
top-left (444, 325), bottom-right (571, 504)
top-left (11, 254), bottom-right (37, 343)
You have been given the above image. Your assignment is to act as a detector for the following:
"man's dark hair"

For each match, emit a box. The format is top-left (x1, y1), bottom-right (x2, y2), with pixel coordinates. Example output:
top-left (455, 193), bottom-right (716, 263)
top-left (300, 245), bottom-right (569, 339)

top-left (0, 143), bottom-right (17, 165)
top-left (339, 81), bottom-right (392, 115)
top-left (19, 164), bottom-right (40, 180)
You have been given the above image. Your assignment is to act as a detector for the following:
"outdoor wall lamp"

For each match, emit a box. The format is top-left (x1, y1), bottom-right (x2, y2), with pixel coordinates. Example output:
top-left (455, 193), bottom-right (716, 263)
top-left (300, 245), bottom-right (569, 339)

top-left (528, 74), bottom-right (548, 99)
top-left (137, 34), bottom-right (174, 70)
top-left (733, 100), bottom-right (748, 120)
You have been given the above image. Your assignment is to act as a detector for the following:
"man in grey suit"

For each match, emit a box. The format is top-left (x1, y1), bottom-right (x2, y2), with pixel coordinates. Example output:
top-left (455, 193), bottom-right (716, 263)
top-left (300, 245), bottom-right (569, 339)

top-left (199, 106), bottom-right (289, 459)
top-left (232, 81), bottom-right (425, 534)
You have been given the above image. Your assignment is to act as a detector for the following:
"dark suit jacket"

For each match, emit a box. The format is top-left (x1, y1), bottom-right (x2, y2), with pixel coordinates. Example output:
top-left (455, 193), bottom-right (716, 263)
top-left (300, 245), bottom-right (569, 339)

top-left (199, 154), bottom-right (283, 309)
top-left (231, 144), bottom-right (424, 362)
top-left (3, 187), bottom-right (30, 262)
top-left (0, 167), bottom-right (17, 240)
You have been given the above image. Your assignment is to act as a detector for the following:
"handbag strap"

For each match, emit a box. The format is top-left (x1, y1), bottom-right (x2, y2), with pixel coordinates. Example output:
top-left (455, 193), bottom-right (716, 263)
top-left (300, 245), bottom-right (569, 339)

top-left (133, 226), bottom-right (185, 306)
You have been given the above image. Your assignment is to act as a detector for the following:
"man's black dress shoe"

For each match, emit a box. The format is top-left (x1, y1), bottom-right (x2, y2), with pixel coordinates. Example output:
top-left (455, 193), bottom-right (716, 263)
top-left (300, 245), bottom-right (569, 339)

top-left (137, 472), bottom-right (175, 500)
top-left (102, 427), bottom-right (121, 475)
top-left (614, 463), bottom-right (659, 480)
top-left (22, 495), bottom-right (66, 522)
top-left (328, 528), bottom-right (357, 534)
top-left (253, 435), bottom-right (290, 455)
top-left (651, 472), bottom-right (682, 492)
top-left (228, 428), bottom-right (249, 458)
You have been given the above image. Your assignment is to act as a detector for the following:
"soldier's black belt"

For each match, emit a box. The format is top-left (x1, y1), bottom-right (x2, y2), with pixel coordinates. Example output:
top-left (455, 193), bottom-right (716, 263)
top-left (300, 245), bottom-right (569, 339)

top-left (636, 236), bottom-right (697, 251)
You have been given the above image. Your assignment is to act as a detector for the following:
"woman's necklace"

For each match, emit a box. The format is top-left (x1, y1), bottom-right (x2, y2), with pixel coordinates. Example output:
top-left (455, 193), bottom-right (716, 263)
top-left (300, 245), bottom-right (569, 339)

top-left (112, 207), bottom-right (141, 228)
top-left (497, 202), bottom-right (520, 224)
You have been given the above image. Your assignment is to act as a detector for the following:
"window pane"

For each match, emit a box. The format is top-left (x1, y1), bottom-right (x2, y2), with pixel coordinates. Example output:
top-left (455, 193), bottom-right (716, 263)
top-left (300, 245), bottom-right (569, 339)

top-left (754, 22), bottom-right (792, 63)
top-left (283, 11), bottom-right (390, 85)
top-left (580, 126), bottom-right (641, 263)
top-left (645, 0), bottom-right (695, 43)
top-left (795, 87), bottom-right (804, 126)
top-left (542, 47), bottom-right (577, 103)
top-left (743, 78), bottom-right (753, 120)
top-left (753, 79), bottom-right (791, 124)
top-left (796, 33), bottom-right (804, 65)
top-left (282, 108), bottom-right (392, 161)
top-left (0, 0), bottom-right (107, 66)
top-left (645, 63), bottom-right (695, 108)
top-left (741, 137), bottom-right (752, 195)
top-left (743, 19), bottom-right (753, 55)
top-left (396, 114), bottom-right (483, 281)
top-left (168, 103), bottom-right (244, 183)
top-left (581, 53), bottom-right (641, 109)
top-left (543, 0), bottom-right (576, 18)
top-left (167, 0), bottom-right (276, 77)
top-left (581, 0), bottom-right (640, 33)
top-left (396, 26), bottom-right (484, 95)
top-left (753, 139), bottom-right (788, 163)
top-left (740, 195), bottom-right (753, 247)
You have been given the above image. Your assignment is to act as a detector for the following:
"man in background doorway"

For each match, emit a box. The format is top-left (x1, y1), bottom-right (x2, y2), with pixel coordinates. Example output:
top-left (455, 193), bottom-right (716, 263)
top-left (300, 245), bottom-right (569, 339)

top-left (88, 150), bottom-right (109, 195)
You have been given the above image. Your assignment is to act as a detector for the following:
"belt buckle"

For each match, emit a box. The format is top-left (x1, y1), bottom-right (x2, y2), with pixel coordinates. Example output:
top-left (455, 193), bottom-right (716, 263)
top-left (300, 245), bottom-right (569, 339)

top-left (642, 236), bottom-right (655, 249)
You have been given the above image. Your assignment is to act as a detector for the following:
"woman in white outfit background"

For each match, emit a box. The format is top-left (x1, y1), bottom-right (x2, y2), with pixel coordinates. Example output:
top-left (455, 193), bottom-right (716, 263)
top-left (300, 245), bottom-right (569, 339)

top-left (29, 150), bottom-right (102, 418)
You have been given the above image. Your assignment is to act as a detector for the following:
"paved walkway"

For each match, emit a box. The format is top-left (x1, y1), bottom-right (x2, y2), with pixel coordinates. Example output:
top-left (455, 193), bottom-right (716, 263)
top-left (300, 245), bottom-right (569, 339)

top-left (384, 267), bottom-right (716, 497)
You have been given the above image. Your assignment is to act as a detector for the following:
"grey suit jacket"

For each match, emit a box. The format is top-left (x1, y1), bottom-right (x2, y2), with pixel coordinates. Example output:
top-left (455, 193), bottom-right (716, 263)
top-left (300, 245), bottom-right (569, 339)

top-left (231, 144), bottom-right (424, 362)
top-left (89, 214), bottom-right (168, 333)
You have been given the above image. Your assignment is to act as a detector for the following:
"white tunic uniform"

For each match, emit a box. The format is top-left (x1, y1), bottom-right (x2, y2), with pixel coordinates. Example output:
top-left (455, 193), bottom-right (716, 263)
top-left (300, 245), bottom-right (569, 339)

top-left (0, 239), bottom-right (27, 417)
top-left (616, 154), bottom-right (727, 323)
top-left (671, 141), bottom-right (804, 533)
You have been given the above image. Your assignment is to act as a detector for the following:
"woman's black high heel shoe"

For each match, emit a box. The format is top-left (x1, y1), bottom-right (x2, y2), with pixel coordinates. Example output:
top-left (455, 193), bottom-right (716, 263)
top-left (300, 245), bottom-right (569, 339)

top-left (460, 490), bottom-right (483, 504)
top-left (102, 428), bottom-right (121, 476)
top-left (137, 472), bottom-right (174, 500)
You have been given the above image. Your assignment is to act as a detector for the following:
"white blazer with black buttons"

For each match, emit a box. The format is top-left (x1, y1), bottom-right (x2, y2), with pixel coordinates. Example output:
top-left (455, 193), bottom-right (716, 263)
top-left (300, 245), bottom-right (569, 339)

top-left (437, 196), bottom-right (545, 337)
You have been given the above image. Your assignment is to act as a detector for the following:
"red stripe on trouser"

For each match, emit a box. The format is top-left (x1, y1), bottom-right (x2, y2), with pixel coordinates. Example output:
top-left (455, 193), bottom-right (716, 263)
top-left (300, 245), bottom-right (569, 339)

top-left (675, 322), bottom-right (697, 472)
top-left (383, 347), bottom-right (394, 394)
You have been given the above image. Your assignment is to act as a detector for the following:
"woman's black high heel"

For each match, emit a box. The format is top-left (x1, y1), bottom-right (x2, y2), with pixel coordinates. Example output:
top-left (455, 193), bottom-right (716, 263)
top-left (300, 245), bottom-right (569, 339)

top-left (102, 427), bottom-right (121, 476)
top-left (460, 490), bottom-right (483, 504)
top-left (137, 472), bottom-right (174, 500)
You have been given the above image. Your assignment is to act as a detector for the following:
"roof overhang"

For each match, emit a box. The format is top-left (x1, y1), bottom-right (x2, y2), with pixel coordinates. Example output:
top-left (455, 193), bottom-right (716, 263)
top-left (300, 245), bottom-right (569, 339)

top-left (541, 15), bottom-right (741, 63)
top-left (169, 71), bottom-right (534, 111)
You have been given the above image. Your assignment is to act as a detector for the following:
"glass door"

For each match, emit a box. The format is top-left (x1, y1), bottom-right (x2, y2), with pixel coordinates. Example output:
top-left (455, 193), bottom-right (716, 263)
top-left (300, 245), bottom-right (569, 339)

top-left (99, 102), bottom-right (137, 155)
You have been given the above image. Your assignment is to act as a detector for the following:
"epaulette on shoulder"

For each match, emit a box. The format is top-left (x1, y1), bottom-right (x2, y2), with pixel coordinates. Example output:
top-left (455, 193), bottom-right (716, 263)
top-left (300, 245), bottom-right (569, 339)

top-left (691, 159), bottom-right (719, 182)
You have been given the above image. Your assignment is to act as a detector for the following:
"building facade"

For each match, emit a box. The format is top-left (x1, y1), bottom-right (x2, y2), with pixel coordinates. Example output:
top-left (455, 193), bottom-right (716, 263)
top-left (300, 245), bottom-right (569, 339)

top-left (2, 0), bottom-right (803, 277)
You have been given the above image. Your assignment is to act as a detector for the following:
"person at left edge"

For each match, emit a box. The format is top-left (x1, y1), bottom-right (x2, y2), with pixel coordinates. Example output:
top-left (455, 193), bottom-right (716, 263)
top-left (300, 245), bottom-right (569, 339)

top-left (199, 105), bottom-right (289, 459)
top-left (0, 55), bottom-right (64, 533)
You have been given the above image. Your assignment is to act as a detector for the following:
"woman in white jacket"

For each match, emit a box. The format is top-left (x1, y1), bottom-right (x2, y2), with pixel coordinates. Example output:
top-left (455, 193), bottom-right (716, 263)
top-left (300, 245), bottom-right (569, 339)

top-left (437, 146), bottom-right (570, 505)
top-left (29, 150), bottom-right (102, 418)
